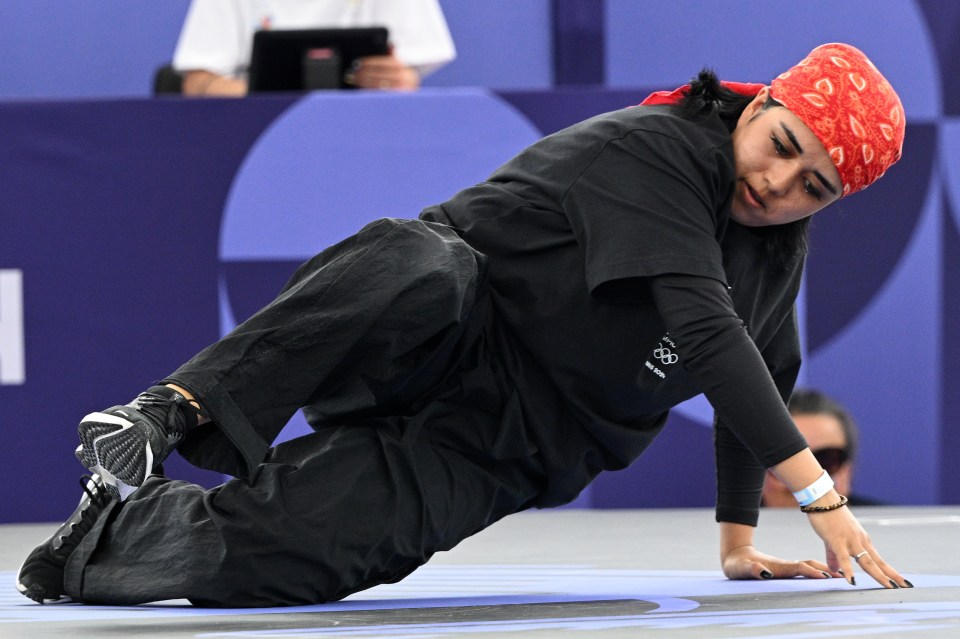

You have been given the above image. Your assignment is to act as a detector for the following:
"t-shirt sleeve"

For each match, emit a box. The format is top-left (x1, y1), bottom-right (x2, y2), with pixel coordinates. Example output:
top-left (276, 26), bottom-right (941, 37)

top-left (560, 124), bottom-right (732, 301)
top-left (379, 0), bottom-right (456, 74)
top-left (172, 0), bottom-right (248, 77)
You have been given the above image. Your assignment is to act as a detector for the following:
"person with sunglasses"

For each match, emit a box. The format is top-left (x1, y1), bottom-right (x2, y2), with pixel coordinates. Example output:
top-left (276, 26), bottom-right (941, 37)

top-left (763, 389), bottom-right (881, 508)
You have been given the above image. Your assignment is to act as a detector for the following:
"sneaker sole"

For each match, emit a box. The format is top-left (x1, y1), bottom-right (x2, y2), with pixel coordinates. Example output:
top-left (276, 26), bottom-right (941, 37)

top-left (78, 412), bottom-right (154, 501)
top-left (15, 578), bottom-right (71, 604)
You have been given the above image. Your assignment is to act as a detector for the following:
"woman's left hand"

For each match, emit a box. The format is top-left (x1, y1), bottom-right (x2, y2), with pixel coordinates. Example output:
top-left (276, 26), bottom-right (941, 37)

top-left (722, 544), bottom-right (838, 580)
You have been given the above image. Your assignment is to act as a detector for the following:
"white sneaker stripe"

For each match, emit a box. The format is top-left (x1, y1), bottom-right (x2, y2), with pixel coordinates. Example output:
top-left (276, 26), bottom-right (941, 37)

top-left (80, 412), bottom-right (134, 428)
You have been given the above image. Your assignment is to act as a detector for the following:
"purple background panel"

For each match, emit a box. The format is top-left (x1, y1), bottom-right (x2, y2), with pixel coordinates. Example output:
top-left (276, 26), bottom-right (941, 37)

top-left (939, 121), bottom-right (960, 503)
top-left (499, 89), bottom-right (651, 136)
top-left (917, 0), bottom-right (960, 116)
top-left (0, 97), bottom-right (296, 522)
top-left (604, 0), bottom-right (940, 121)
top-left (941, 209), bottom-right (960, 503)
top-left (0, 0), bottom-right (190, 98)
top-left (804, 125), bottom-right (936, 352)
top-left (590, 414), bottom-right (715, 509)
top-left (806, 172), bottom-right (943, 505)
top-left (220, 90), bottom-right (542, 262)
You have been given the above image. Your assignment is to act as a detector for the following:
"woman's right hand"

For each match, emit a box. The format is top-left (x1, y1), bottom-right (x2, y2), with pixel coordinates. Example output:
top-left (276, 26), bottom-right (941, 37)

top-left (772, 447), bottom-right (912, 589)
top-left (804, 498), bottom-right (912, 589)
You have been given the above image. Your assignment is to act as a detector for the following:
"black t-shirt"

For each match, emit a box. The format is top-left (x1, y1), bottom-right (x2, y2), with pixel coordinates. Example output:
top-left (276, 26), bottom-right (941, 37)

top-left (420, 104), bottom-right (807, 524)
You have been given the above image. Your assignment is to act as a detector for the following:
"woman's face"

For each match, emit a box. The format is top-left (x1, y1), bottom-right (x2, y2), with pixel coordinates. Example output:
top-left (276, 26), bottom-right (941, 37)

top-left (730, 87), bottom-right (843, 226)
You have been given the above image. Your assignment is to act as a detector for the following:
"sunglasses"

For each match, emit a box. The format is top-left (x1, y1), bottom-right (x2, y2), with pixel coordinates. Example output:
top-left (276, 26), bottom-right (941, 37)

top-left (813, 447), bottom-right (849, 474)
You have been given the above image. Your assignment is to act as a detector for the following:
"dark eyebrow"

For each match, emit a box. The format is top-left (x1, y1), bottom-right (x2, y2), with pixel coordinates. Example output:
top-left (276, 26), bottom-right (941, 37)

top-left (813, 169), bottom-right (839, 196)
top-left (780, 122), bottom-right (804, 154)
top-left (780, 121), bottom-right (839, 196)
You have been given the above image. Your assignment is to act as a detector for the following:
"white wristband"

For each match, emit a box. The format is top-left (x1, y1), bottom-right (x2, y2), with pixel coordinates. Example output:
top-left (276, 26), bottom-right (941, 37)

top-left (793, 470), bottom-right (834, 507)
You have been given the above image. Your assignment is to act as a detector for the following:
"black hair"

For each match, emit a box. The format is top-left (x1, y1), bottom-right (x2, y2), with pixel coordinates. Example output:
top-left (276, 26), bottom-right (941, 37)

top-left (675, 68), bottom-right (756, 128)
top-left (788, 388), bottom-right (859, 461)
top-left (677, 69), bottom-right (811, 270)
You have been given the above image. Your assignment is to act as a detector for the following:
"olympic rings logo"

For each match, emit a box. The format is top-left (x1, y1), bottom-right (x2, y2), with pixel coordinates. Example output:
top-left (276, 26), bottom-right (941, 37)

top-left (653, 343), bottom-right (678, 365)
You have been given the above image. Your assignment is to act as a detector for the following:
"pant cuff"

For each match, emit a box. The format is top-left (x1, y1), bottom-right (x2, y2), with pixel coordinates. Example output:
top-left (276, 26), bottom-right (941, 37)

top-left (161, 370), bottom-right (268, 481)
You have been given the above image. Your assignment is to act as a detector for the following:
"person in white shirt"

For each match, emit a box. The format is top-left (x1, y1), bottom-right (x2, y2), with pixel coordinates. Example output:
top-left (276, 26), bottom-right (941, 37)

top-left (172, 0), bottom-right (456, 96)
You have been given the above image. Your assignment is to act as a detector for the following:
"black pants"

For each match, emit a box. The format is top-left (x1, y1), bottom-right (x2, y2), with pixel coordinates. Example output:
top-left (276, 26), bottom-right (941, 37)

top-left (63, 219), bottom-right (546, 607)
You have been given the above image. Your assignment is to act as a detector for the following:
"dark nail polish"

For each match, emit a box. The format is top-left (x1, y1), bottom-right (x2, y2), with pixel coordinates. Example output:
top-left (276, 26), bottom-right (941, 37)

top-left (889, 579), bottom-right (900, 589)
top-left (850, 576), bottom-right (856, 586)
top-left (821, 571), bottom-right (831, 578)
top-left (838, 569), bottom-right (845, 576)
top-left (760, 570), bottom-right (773, 579)
top-left (904, 579), bottom-right (914, 588)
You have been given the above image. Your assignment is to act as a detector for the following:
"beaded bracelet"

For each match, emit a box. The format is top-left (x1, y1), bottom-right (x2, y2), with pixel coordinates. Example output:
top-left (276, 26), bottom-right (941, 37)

top-left (800, 494), bottom-right (848, 513)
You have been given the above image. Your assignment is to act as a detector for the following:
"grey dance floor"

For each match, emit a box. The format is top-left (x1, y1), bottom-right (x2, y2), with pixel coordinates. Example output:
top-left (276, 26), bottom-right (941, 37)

top-left (2, 507), bottom-right (959, 638)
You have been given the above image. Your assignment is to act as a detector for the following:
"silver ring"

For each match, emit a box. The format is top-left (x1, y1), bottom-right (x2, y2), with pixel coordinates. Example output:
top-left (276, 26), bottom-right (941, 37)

top-left (854, 550), bottom-right (869, 560)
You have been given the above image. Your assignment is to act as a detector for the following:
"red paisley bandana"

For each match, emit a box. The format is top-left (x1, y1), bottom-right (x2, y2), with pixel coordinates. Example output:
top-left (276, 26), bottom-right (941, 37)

top-left (640, 43), bottom-right (905, 197)
top-left (770, 43), bottom-right (905, 196)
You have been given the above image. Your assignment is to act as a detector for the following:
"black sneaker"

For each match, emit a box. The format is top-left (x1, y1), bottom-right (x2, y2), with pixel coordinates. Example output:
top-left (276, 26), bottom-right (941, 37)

top-left (75, 385), bottom-right (201, 500)
top-left (16, 474), bottom-right (114, 604)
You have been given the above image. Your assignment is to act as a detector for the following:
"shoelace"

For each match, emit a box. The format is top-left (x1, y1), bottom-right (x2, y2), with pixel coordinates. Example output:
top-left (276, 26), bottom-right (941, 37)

top-left (53, 475), bottom-right (110, 553)
top-left (78, 474), bottom-right (108, 507)
top-left (132, 390), bottom-right (195, 441)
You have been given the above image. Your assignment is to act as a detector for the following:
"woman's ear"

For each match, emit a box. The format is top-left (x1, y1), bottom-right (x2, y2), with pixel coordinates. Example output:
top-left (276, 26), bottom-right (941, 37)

top-left (737, 86), bottom-right (772, 127)
top-left (750, 85), bottom-right (772, 112)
